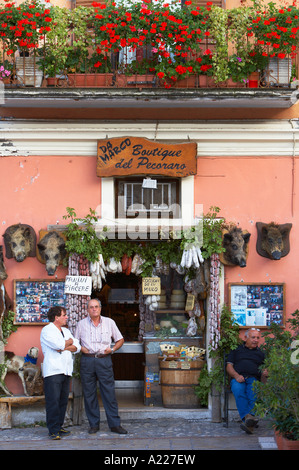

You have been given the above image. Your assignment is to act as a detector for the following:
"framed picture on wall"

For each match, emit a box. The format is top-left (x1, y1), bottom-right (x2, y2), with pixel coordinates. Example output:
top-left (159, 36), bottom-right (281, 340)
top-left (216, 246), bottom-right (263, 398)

top-left (13, 279), bottom-right (66, 324)
top-left (228, 283), bottom-right (285, 328)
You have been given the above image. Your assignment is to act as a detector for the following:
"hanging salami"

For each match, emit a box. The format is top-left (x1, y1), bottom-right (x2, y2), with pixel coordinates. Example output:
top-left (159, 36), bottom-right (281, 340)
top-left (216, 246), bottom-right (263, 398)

top-left (209, 253), bottom-right (221, 351)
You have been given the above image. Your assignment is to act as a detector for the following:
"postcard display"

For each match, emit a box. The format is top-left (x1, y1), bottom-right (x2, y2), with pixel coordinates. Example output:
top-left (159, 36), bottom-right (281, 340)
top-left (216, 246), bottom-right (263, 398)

top-left (14, 279), bottom-right (65, 324)
top-left (229, 283), bottom-right (285, 328)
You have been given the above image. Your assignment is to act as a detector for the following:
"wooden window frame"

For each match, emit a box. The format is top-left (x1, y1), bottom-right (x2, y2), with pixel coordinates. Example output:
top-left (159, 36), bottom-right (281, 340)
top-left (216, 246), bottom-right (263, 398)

top-left (115, 177), bottom-right (181, 219)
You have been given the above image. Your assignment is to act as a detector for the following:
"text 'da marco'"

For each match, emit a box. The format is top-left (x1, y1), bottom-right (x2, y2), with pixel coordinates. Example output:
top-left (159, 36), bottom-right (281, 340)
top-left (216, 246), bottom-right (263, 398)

top-left (96, 137), bottom-right (197, 178)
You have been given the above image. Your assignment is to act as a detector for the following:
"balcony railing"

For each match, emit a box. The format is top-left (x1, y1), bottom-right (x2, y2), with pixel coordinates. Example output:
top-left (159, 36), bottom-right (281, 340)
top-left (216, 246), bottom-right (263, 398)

top-left (0, 1), bottom-right (298, 90)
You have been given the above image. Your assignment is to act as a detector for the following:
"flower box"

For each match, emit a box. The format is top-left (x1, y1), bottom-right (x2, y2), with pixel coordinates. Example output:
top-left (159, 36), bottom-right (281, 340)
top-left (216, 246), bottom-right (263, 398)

top-left (46, 75), bottom-right (68, 87)
top-left (115, 74), bottom-right (155, 88)
top-left (225, 79), bottom-right (245, 88)
top-left (68, 73), bottom-right (113, 88)
top-left (198, 76), bottom-right (216, 88)
top-left (174, 75), bottom-right (198, 88)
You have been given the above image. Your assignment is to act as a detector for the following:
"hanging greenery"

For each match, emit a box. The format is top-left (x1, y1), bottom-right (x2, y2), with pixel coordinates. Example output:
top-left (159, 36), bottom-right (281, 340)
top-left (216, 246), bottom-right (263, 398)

top-left (62, 207), bottom-right (107, 263)
top-left (62, 205), bottom-right (226, 277)
top-left (0, 310), bottom-right (19, 385)
top-left (1, 310), bottom-right (18, 344)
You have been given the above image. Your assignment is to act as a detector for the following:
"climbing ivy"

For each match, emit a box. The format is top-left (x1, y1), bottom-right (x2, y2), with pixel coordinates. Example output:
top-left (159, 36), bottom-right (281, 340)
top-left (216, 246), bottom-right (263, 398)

top-left (2, 310), bottom-right (18, 343)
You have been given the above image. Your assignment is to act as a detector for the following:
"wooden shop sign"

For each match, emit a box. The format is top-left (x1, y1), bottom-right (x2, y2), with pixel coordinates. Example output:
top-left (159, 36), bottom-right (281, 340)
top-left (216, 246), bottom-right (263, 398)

top-left (97, 137), bottom-right (197, 178)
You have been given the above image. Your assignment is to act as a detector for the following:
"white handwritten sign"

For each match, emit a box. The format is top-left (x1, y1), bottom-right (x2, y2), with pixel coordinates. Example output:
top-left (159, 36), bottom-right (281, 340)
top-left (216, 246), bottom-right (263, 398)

top-left (64, 276), bottom-right (92, 296)
top-left (142, 277), bottom-right (161, 295)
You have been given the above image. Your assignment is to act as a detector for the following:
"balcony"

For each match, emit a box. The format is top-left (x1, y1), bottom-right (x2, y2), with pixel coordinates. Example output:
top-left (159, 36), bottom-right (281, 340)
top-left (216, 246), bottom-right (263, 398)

top-left (0, 0), bottom-right (298, 109)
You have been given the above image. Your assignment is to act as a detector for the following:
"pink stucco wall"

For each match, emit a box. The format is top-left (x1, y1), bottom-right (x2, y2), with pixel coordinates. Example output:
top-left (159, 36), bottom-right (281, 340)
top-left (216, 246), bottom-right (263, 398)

top-left (1, 156), bottom-right (101, 394)
top-left (1, 153), bottom-right (297, 393)
top-left (195, 155), bottom-right (298, 315)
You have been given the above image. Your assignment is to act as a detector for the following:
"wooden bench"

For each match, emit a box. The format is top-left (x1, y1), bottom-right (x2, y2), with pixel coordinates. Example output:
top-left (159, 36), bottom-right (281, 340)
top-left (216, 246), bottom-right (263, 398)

top-left (0, 394), bottom-right (74, 429)
top-left (0, 396), bottom-right (46, 429)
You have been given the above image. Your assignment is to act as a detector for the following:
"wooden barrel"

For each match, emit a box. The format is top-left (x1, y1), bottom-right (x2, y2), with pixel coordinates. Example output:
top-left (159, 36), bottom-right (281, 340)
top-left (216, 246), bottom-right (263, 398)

top-left (159, 358), bottom-right (205, 409)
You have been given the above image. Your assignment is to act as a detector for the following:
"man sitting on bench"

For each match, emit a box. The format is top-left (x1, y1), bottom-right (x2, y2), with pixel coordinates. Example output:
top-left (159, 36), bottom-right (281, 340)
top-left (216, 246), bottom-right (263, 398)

top-left (226, 328), bottom-right (267, 434)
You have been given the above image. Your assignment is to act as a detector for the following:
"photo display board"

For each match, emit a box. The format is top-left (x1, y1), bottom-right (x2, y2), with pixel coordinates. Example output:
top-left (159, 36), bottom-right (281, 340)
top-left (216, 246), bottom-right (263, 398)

top-left (14, 279), bottom-right (66, 324)
top-left (228, 283), bottom-right (285, 328)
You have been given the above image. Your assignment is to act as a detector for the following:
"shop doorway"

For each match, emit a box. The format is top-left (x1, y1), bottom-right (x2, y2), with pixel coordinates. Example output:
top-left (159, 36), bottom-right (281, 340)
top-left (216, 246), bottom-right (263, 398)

top-left (91, 272), bottom-right (145, 390)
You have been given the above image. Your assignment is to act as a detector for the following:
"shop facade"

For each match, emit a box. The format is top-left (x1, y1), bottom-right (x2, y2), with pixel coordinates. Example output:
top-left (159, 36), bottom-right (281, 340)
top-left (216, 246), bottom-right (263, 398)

top-left (1, 116), bottom-right (298, 424)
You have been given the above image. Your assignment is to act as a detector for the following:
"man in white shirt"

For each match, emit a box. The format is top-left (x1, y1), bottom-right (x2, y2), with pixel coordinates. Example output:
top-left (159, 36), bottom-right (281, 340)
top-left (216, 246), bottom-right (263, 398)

top-left (40, 306), bottom-right (81, 440)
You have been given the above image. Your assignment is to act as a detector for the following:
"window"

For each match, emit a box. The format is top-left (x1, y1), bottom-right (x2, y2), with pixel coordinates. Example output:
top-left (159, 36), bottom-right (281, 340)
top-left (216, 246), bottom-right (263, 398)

top-left (115, 177), bottom-right (181, 218)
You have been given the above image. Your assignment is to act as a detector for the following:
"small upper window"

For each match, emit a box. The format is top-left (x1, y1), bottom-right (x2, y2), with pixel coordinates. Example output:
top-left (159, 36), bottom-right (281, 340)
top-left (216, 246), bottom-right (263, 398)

top-left (115, 177), bottom-right (181, 218)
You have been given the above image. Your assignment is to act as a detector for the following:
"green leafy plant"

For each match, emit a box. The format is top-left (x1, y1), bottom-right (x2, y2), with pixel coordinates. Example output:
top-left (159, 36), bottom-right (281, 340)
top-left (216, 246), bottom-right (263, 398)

top-left (0, 310), bottom-right (19, 393)
top-left (201, 206), bottom-right (225, 259)
top-left (207, 6), bottom-right (229, 83)
top-left (62, 205), bottom-right (228, 277)
top-left (66, 6), bottom-right (95, 74)
top-left (195, 304), bottom-right (240, 406)
top-left (0, 0), bottom-right (53, 56)
top-left (63, 207), bottom-right (106, 263)
top-left (38, 5), bottom-right (71, 77)
top-left (1, 1), bottom-right (298, 88)
top-left (254, 309), bottom-right (299, 441)
top-left (1, 310), bottom-right (18, 343)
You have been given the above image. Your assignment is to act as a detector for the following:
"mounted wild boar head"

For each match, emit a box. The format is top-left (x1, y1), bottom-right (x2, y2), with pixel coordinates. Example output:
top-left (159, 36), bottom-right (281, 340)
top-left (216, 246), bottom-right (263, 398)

top-left (256, 222), bottom-right (292, 260)
top-left (0, 247), bottom-right (7, 280)
top-left (37, 230), bottom-right (67, 276)
top-left (3, 224), bottom-right (36, 262)
top-left (220, 226), bottom-right (251, 268)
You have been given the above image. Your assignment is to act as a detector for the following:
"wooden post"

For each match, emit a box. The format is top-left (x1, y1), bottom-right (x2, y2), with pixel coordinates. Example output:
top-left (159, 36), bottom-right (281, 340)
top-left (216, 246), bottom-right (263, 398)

top-left (0, 402), bottom-right (11, 429)
top-left (72, 377), bottom-right (83, 425)
top-left (211, 358), bottom-right (222, 422)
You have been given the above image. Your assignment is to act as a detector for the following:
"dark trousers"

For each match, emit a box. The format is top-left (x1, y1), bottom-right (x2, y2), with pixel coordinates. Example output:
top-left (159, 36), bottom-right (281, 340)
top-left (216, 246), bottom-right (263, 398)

top-left (44, 374), bottom-right (70, 435)
top-left (80, 355), bottom-right (120, 429)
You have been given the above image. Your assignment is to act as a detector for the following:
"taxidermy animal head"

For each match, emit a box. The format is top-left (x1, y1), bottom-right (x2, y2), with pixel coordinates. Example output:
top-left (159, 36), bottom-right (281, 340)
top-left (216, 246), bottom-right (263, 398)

top-left (37, 230), bottom-right (67, 276)
top-left (220, 226), bottom-right (251, 268)
top-left (3, 224), bottom-right (36, 262)
top-left (256, 222), bottom-right (292, 260)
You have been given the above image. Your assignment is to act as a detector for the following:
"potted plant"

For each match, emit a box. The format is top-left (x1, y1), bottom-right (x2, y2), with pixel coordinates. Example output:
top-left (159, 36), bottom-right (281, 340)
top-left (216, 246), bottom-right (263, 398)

top-left (0, 0), bottom-right (53, 86)
top-left (115, 57), bottom-right (156, 88)
top-left (254, 309), bottom-right (299, 449)
top-left (155, 57), bottom-right (198, 89)
top-left (206, 6), bottom-right (230, 85)
top-left (290, 64), bottom-right (298, 89)
top-left (37, 5), bottom-right (70, 86)
top-left (228, 49), bottom-right (269, 87)
top-left (248, 1), bottom-right (299, 87)
top-left (38, 48), bottom-right (66, 86)
top-left (67, 6), bottom-right (113, 88)
top-left (0, 60), bottom-right (13, 84)
top-left (68, 50), bottom-right (113, 87)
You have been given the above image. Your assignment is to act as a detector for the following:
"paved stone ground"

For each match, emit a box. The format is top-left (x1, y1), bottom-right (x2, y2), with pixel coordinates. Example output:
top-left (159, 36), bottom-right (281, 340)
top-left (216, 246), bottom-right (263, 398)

top-left (0, 418), bottom-right (277, 452)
